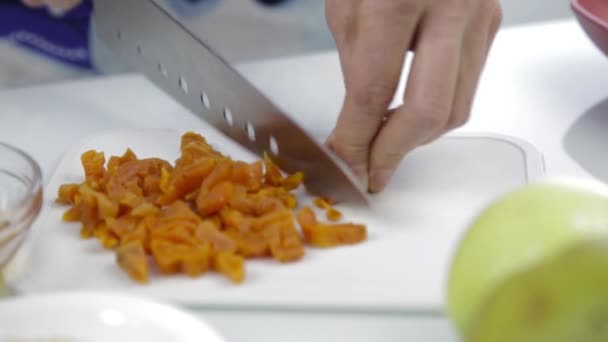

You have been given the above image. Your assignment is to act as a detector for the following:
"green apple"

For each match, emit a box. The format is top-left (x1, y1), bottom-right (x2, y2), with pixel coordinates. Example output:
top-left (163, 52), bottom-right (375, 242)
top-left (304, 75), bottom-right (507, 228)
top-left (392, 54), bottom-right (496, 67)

top-left (447, 179), bottom-right (608, 342)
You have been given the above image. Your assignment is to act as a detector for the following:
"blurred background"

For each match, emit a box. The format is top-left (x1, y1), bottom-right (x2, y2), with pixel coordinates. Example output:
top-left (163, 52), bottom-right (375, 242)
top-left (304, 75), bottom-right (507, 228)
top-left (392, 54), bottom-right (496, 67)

top-left (0, 0), bottom-right (574, 90)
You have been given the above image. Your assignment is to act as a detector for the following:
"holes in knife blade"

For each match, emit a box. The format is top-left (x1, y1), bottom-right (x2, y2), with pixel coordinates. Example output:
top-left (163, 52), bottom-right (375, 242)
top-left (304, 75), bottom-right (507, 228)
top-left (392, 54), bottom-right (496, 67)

top-left (200, 91), bottom-right (211, 110)
top-left (158, 63), bottom-right (168, 78)
top-left (223, 108), bottom-right (234, 127)
top-left (179, 77), bottom-right (189, 94)
top-left (245, 122), bottom-right (256, 142)
top-left (269, 135), bottom-right (280, 156)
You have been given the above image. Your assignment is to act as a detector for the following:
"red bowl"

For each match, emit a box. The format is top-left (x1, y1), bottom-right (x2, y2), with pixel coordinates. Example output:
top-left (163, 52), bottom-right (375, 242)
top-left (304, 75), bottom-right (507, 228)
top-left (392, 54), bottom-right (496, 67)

top-left (572, 0), bottom-right (608, 56)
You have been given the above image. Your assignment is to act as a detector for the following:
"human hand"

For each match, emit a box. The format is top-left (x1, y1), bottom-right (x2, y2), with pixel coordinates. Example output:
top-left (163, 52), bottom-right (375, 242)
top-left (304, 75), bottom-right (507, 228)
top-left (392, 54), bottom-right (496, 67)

top-left (325, 0), bottom-right (502, 192)
top-left (21, 0), bottom-right (82, 15)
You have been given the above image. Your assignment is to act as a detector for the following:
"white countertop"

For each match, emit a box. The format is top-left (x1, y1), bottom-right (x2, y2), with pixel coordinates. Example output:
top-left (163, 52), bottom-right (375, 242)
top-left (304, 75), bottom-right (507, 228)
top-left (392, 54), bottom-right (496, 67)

top-left (1, 18), bottom-right (607, 341)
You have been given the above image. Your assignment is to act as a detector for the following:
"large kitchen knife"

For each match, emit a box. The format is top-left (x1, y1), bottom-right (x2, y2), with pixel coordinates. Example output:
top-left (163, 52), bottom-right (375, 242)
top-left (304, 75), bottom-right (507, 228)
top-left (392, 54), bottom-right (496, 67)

top-left (93, 0), bottom-right (368, 205)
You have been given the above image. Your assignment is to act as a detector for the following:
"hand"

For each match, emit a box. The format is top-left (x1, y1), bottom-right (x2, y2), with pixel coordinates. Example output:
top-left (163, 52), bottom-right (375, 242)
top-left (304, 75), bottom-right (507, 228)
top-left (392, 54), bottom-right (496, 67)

top-left (325, 0), bottom-right (502, 193)
top-left (21, 0), bottom-right (82, 15)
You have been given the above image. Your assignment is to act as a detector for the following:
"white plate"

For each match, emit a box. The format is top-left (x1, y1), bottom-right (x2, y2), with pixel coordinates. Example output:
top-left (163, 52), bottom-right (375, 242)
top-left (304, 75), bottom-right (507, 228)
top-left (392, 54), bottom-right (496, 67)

top-left (0, 291), bottom-right (224, 342)
top-left (7, 129), bottom-right (544, 312)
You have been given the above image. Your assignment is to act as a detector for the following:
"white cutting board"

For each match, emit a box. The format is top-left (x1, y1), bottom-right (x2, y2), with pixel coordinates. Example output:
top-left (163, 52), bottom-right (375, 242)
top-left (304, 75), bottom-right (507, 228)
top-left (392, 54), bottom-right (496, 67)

top-left (7, 127), bottom-right (544, 312)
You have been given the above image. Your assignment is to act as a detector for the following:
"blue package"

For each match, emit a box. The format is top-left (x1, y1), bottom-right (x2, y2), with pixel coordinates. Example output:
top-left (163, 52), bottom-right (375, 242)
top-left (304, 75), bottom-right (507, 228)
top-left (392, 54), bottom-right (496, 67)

top-left (0, 0), bottom-right (94, 70)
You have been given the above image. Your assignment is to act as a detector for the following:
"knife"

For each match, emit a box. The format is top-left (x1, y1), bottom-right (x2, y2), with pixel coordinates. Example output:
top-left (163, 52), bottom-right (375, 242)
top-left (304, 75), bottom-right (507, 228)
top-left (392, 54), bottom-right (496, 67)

top-left (92, 0), bottom-right (368, 205)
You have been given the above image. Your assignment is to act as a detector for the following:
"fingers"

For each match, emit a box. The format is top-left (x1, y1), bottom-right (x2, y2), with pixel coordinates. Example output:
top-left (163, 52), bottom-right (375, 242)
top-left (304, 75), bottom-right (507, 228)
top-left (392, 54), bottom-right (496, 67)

top-left (328, 1), bottom-right (423, 186)
top-left (23, 0), bottom-right (81, 14)
top-left (444, 2), bottom-right (503, 133)
top-left (47, 0), bottom-right (82, 13)
top-left (368, 6), bottom-right (467, 192)
top-left (21, 0), bottom-right (46, 7)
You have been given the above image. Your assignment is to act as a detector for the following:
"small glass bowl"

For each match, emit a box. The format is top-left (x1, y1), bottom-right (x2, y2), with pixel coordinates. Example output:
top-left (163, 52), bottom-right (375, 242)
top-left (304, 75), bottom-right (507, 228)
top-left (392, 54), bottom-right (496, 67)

top-left (0, 142), bottom-right (43, 273)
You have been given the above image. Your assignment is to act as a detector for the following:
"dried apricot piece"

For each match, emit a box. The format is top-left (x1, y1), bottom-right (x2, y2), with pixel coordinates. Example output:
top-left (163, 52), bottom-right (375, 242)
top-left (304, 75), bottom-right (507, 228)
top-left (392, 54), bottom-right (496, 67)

top-left (177, 131), bottom-right (222, 166)
top-left (213, 252), bottom-right (245, 283)
top-left (232, 161), bottom-right (263, 191)
top-left (81, 150), bottom-right (106, 186)
top-left (160, 201), bottom-right (201, 225)
top-left (219, 209), bottom-right (251, 233)
top-left (283, 172), bottom-right (304, 191)
top-left (194, 221), bottom-right (237, 253)
top-left (302, 223), bottom-right (367, 248)
top-left (199, 159), bottom-right (232, 195)
top-left (178, 243), bottom-right (212, 277)
top-left (263, 153), bottom-right (284, 186)
top-left (160, 158), bottom-right (216, 204)
top-left (94, 224), bottom-right (119, 249)
top-left (62, 206), bottom-right (81, 222)
top-left (264, 223), bottom-right (304, 262)
top-left (130, 201), bottom-right (160, 217)
top-left (196, 181), bottom-right (234, 217)
top-left (57, 183), bottom-right (80, 205)
top-left (226, 229), bottom-right (269, 258)
top-left (326, 207), bottom-right (343, 222)
top-left (118, 191), bottom-right (144, 210)
top-left (107, 216), bottom-right (138, 239)
top-left (229, 185), bottom-right (257, 216)
top-left (120, 221), bottom-right (148, 248)
top-left (313, 197), bottom-right (331, 210)
top-left (149, 239), bottom-right (186, 274)
top-left (107, 149), bottom-right (137, 177)
top-left (116, 240), bottom-right (149, 284)
top-left (254, 197), bottom-right (285, 216)
top-left (296, 207), bottom-right (318, 230)
top-left (252, 209), bottom-right (294, 232)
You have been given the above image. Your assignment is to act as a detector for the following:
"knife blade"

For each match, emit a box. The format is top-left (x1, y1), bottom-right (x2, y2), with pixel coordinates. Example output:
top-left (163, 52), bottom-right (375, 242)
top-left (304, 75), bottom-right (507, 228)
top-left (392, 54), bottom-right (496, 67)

top-left (93, 0), bottom-right (368, 205)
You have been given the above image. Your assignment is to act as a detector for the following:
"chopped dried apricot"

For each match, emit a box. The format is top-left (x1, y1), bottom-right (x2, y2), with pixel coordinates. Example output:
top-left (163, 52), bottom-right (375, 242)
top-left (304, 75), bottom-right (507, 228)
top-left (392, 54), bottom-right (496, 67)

top-left (264, 223), bottom-right (304, 262)
top-left (197, 181), bottom-right (234, 217)
top-left (130, 201), bottom-right (160, 217)
top-left (57, 183), bottom-right (80, 205)
top-left (313, 197), bottom-right (331, 210)
top-left (263, 153), bottom-right (284, 186)
top-left (57, 131), bottom-right (368, 285)
top-left (81, 150), bottom-right (106, 186)
top-left (296, 207), bottom-right (318, 230)
top-left (194, 221), bottom-right (237, 253)
top-left (326, 207), bottom-right (343, 222)
top-left (160, 158), bottom-right (216, 204)
top-left (252, 209), bottom-right (294, 232)
top-left (213, 252), bottom-right (245, 283)
top-left (226, 229), bottom-right (269, 258)
top-left (283, 172), bottom-right (304, 191)
top-left (302, 223), bottom-right (367, 248)
top-left (232, 161), bottom-right (263, 191)
top-left (116, 240), bottom-right (149, 284)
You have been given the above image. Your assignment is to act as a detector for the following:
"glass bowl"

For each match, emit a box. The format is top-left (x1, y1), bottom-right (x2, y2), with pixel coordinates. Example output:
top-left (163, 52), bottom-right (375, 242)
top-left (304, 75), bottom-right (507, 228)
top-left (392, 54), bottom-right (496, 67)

top-left (0, 142), bottom-right (42, 282)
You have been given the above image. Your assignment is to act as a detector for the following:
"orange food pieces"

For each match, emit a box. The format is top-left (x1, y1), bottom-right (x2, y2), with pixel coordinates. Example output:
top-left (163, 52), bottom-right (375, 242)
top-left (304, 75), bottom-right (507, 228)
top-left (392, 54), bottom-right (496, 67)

top-left (263, 153), bottom-right (285, 186)
top-left (313, 197), bottom-right (343, 222)
top-left (232, 161), bottom-right (263, 191)
top-left (297, 207), bottom-right (366, 248)
top-left (57, 131), bottom-right (367, 285)
top-left (197, 181), bottom-right (234, 217)
top-left (116, 240), bottom-right (149, 284)
top-left (56, 183), bottom-right (80, 205)
top-left (81, 150), bottom-right (106, 186)
top-left (213, 252), bottom-right (245, 283)
top-left (160, 158), bottom-right (216, 204)
top-left (326, 207), bottom-right (343, 222)
top-left (313, 197), bottom-right (331, 210)
top-left (150, 239), bottom-right (212, 277)
top-left (265, 223), bottom-right (305, 262)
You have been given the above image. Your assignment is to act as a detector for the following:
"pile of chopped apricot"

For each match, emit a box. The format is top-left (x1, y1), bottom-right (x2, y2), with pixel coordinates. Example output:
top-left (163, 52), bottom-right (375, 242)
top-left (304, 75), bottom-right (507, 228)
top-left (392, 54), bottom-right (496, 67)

top-left (56, 132), bottom-right (367, 284)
